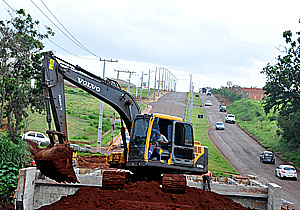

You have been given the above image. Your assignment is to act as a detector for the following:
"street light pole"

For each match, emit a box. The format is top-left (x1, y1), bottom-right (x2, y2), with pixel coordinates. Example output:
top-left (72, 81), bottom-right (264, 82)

top-left (97, 58), bottom-right (117, 153)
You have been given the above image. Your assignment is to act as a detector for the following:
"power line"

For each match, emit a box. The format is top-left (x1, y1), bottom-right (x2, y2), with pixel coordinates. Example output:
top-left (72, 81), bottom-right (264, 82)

top-left (1, 0), bottom-right (95, 60)
top-left (39, 0), bottom-right (99, 58)
top-left (30, 0), bottom-right (100, 58)
top-left (46, 39), bottom-right (97, 60)
top-left (2, 0), bottom-right (15, 12)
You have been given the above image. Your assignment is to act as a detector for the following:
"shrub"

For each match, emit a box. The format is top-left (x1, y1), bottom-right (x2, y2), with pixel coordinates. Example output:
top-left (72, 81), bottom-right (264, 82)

top-left (0, 134), bottom-right (30, 205)
top-left (0, 134), bottom-right (30, 168)
top-left (0, 162), bottom-right (19, 205)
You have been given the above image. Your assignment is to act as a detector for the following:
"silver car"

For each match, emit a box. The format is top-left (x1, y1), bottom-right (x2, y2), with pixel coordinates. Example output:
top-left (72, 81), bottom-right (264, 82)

top-left (22, 131), bottom-right (50, 146)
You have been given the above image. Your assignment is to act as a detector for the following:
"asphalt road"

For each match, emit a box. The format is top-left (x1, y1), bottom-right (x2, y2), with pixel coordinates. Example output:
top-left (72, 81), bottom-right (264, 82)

top-left (149, 91), bottom-right (300, 209)
top-left (149, 91), bottom-right (187, 119)
top-left (200, 93), bottom-right (300, 209)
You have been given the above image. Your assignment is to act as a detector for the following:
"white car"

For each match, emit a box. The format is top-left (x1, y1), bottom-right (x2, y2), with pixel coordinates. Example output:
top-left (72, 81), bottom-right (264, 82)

top-left (275, 165), bottom-right (297, 180)
top-left (22, 131), bottom-right (50, 146)
top-left (215, 122), bottom-right (225, 130)
top-left (204, 100), bottom-right (212, 106)
top-left (225, 114), bottom-right (236, 124)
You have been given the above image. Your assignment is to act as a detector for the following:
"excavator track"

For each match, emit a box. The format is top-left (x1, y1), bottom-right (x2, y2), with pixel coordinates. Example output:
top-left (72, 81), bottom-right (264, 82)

top-left (162, 174), bottom-right (186, 193)
top-left (102, 170), bottom-right (125, 189)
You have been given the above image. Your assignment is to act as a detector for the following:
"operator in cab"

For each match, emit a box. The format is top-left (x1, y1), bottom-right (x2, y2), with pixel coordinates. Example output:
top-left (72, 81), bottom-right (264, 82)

top-left (148, 129), bottom-right (169, 160)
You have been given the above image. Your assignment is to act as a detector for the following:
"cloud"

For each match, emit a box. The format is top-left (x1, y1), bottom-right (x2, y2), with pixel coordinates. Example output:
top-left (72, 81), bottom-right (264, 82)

top-left (2, 0), bottom-right (300, 92)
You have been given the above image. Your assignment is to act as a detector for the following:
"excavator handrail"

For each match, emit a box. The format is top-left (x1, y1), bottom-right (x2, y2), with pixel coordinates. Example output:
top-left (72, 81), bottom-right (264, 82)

top-left (106, 133), bottom-right (121, 165)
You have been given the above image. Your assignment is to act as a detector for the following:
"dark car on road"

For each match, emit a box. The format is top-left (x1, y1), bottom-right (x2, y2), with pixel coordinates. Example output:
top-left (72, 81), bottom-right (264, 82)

top-left (220, 106), bottom-right (226, 112)
top-left (260, 151), bottom-right (275, 164)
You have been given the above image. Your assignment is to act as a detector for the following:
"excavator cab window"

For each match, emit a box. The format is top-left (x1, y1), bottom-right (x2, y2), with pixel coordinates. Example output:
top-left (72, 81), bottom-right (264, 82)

top-left (128, 118), bottom-right (150, 160)
top-left (173, 122), bottom-right (194, 161)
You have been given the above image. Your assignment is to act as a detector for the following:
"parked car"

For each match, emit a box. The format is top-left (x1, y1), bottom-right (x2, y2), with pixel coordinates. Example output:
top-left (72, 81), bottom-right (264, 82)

top-left (220, 106), bottom-right (227, 112)
top-left (22, 131), bottom-right (50, 146)
top-left (225, 114), bottom-right (235, 124)
top-left (205, 100), bottom-right (212, 106)
top-left (260, 151), bottom-right (275, 164)
top-left (275, 165), bottom-right (297, 180)
top-left (215, 122), bottom-right (225, 130)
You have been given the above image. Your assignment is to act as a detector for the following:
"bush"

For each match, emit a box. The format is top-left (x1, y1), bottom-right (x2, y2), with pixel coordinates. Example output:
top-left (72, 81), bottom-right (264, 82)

top-left (0, 134), bottom-right (30, 168)
top-left (0, 162), bottom-right (19, 205)
top-left (0, 134), bottom-right (30, 205)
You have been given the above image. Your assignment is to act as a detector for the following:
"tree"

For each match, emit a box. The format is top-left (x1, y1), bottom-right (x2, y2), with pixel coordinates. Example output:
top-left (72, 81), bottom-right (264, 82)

top-left (0, 9), bottom-right (54, 142)
top-left (261, 26), bottom-right (300, 147)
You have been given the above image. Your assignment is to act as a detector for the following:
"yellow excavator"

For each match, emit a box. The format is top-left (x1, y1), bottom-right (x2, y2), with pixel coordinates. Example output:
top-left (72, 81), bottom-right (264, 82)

top-left (30, 52), bottom-right (208, 190)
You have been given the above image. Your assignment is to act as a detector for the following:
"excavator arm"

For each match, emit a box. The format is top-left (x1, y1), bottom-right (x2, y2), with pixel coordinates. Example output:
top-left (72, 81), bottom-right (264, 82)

top-left (42, 51), bottom-right (140, 139)
top-left (31, 51), bottom-right (140, 183)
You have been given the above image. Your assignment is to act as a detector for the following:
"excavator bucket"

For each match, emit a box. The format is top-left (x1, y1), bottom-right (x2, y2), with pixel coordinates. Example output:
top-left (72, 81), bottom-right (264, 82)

top-left (26, 140), bottom-right (79, 183)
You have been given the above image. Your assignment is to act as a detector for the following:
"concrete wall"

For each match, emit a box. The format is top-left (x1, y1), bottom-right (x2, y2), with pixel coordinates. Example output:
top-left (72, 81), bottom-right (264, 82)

top-left (267, 183), bottom-right (281, 210)
top-left (187, 180), bottom-right (268, 210)
top-left (15, 167), bottom-right (36, 210)
top-left (15, 168), bottom-right (281, 210)
top-left (187, 176), bottom-right (281, 210)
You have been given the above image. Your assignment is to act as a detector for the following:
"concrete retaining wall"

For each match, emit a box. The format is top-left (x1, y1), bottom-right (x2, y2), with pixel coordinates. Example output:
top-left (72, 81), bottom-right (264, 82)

top-left (15, 167), bottom-right (281, 210)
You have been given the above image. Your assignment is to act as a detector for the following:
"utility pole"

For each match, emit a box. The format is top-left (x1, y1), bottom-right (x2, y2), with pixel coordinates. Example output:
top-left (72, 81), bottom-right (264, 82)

top-left (158, 67), bottom-right (161, 96)
top-left (189, 74), bottom-right (193, 123)
top-left (127, 71), bottom-right (135, 94)
top-left (97, 58), bottom-right (118, 153)
top-left (189, 85), bottom-right (194, 123)
top-left (147, 69), bottom-right (151, 107)
top-left (162, 67), bottom-right (165, 92)
top-left (114, 69), bottom-right (136, 93)
top-left (139, 72), bottom-right (144, 108)
top-left (153, 67), bottom-right (157, 101)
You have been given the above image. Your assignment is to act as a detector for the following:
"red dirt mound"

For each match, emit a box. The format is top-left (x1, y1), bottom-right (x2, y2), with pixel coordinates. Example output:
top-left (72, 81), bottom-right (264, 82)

top-left (38, 181), bottom-right (254, 210)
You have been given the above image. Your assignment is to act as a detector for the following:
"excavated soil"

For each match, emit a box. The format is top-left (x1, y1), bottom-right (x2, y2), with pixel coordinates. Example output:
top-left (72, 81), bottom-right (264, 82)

top-left (38, 181), bottom-right (253, 210)
top-left (37, 155), bottom-right (254, 210)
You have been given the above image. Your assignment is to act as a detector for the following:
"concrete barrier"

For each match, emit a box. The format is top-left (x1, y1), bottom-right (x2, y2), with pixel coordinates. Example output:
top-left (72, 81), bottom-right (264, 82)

top-left (15, 167), bottom-right (36, 210)
top-left (187, 175), bottom-right (281, 210)
top-left (15, 168), bottom-right (281, 210)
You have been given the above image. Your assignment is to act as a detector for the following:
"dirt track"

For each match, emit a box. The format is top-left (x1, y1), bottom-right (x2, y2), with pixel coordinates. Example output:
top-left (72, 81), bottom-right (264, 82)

top-left (200, 93), bottom-right (300, 209)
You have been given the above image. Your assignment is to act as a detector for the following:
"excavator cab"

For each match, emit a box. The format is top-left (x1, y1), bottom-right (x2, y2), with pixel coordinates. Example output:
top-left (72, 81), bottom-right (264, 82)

top-left (124, 113), bottom-right (208, 177)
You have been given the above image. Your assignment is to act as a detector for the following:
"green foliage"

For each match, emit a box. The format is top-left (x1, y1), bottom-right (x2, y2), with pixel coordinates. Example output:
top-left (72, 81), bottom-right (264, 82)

top-left (0, 134), bottom-right (30, 168)
top-left (261, 28), bottom-right (300, 148)
top-left (0, 162), bottom-right (19, 205)
top-left (0, 134), bottom-right (30, 205)
top-left (210, 88), bottom-right (243, 102)
top-left (0, 9), bottom-right (54, 141)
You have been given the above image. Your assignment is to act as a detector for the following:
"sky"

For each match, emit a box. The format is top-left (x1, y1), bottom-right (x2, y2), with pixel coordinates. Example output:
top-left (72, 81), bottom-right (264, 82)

top-left (1, 0), bottom-right (300, 92)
